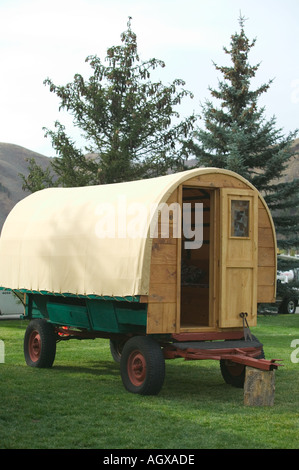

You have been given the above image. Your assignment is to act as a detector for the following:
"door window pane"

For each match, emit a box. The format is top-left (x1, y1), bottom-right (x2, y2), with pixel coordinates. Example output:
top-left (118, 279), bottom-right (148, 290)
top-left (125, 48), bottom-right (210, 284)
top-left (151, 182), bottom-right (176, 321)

top-left (231, 200), bottom-right (249, 237)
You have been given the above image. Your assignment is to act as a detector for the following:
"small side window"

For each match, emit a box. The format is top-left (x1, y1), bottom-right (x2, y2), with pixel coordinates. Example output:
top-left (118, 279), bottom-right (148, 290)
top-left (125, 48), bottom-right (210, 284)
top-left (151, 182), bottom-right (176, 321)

top-left (231, 200), bottom-right (249, 237)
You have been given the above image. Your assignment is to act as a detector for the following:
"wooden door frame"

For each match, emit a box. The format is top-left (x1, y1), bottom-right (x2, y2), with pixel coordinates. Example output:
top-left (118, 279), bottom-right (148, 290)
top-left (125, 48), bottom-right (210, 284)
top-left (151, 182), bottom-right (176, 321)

top-left (177, 185), bottom-right (218, 332)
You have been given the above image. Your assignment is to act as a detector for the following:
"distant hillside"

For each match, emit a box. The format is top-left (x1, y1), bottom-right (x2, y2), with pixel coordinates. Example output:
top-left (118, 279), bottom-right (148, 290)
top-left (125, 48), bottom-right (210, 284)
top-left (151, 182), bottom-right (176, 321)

top-left (0, 138), bottom-right (298, 232)
top-left (0, 143), bottom-right (50, 230)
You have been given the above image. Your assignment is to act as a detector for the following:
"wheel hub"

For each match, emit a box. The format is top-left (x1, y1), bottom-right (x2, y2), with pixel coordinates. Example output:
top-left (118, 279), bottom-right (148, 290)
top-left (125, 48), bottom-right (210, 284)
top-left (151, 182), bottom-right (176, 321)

top-left (127, 350), bottom-right (147, 386)
top-left (29, 330), bottom-right (41, 362)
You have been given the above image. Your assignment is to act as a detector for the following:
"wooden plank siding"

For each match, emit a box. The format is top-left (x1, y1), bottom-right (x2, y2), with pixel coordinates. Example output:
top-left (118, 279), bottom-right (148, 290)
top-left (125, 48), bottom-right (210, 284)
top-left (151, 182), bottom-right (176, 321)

top-left (146, 173), bottom-right (276, 334)
top-left (257, 200), bottom-right (277, 303)
top-left (146, 188), bottom-right (180, 333)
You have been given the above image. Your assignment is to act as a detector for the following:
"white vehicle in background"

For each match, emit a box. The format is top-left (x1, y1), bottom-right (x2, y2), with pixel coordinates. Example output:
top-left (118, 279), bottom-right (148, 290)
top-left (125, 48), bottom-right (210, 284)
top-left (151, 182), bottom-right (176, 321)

top-left (0, 289), bottom-right (24, 318)
top-left (277, 270), bottom-right (294, 284)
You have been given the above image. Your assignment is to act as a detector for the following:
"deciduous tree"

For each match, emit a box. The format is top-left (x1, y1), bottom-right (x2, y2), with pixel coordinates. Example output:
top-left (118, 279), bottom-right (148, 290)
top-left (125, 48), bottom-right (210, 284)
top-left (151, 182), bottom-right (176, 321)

top-left (22, 18), bottom-right (195, 190)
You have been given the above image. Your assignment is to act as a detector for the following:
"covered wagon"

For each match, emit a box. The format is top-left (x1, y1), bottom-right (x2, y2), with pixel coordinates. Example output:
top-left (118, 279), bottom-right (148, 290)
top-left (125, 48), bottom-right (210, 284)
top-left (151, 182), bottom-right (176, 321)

top-left (0, 168), bottom-right (280, 394)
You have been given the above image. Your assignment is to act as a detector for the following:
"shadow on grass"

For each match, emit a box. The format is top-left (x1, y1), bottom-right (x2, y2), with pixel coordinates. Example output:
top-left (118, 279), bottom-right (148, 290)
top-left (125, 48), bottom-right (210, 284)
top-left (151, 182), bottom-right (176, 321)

top-left (53, 357), bottom-right (243, 405)
top-left (52, 360), bottom-right (121, 377)
top-left (162, 361), bottom-right (243, 404)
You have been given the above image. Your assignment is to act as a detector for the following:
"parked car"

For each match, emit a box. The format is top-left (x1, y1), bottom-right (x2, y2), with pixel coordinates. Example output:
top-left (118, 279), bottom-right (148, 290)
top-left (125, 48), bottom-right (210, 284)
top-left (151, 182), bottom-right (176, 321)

top-left (276, 280), bottom-right (299, 314)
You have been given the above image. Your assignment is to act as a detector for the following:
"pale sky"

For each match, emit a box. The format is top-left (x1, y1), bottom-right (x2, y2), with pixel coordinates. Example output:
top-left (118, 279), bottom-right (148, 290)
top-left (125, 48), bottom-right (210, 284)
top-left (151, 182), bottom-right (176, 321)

top-left (0, 0), bottom-right (298, 156)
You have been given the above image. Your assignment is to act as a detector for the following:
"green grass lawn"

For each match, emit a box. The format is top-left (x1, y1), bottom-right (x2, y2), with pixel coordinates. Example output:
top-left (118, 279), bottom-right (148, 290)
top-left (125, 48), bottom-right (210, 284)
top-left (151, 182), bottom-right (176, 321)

top-left (0, 315), bottom-right (298, 449)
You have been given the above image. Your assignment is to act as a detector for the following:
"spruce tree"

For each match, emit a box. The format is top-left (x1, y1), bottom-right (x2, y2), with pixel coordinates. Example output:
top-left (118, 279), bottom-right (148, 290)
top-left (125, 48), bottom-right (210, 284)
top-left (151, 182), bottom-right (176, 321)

top-left (189, 16), bottom-right (299, 248)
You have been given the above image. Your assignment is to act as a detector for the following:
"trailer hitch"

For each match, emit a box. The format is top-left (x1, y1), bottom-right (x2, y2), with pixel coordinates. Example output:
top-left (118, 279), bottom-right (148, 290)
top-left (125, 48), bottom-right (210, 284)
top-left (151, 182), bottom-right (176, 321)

top-left (239, 312), bottom-right (253, 341)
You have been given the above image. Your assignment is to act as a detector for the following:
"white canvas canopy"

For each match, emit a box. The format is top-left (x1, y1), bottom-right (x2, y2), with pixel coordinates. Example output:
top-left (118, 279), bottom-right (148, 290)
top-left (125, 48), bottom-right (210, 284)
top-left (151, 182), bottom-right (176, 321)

top-left (0, 168), bottom-right (258, 298)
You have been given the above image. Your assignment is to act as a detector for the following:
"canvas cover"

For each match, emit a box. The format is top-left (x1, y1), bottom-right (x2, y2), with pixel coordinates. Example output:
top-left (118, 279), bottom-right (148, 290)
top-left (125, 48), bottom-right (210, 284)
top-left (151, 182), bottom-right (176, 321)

top-left (0, 168), bottom-right (257, 298)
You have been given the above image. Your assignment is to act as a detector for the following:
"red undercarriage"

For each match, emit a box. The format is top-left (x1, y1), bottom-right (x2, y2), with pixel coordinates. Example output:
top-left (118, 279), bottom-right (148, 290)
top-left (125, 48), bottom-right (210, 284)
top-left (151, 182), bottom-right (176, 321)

top-left (166, 331), bottom-right (283, 371)
top-left (55, 327), bottom-right (283, 371)
top-left (163, 345), bottom-right (281, 370)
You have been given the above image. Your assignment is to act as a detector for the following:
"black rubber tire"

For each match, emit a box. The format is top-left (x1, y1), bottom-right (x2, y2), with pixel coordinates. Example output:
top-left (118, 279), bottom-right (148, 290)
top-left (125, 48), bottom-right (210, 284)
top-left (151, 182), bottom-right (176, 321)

top-left (220, 360), bottom-right (246, 388)
top-left (220, 337), bottom-right (265, 389)
top-left (280, 298), bottom-right (297, 314)
top-left (110, 339), bottom-right (126, 363)
top-left (24, 319), bottom-right (56, 368)
top-left (120, 336), bottom-right (165, 395)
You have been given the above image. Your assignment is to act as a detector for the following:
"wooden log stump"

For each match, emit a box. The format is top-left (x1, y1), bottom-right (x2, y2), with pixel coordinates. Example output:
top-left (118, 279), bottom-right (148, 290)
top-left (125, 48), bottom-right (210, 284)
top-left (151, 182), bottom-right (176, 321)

top-left (244, 366), bottom-right (275, 406)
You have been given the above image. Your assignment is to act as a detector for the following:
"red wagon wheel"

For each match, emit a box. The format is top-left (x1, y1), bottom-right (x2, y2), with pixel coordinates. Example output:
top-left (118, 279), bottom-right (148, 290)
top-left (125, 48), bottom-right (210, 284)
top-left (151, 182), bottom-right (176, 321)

top-left (120, 336), bottom-right (165, 395)
top-left (24, 319), bottom-right (56, 368)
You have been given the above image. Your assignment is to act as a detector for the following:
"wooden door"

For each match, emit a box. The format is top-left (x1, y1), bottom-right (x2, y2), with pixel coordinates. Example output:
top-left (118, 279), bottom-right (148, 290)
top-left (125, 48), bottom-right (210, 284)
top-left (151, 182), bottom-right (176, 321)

top-left (219, 188), bottom-right (258, 328)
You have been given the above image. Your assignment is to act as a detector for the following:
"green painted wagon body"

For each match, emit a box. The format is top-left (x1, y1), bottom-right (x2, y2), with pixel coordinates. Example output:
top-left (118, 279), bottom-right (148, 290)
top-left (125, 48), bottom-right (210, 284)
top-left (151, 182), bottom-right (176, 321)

top-left (24, 291), bottom-right (146, 334)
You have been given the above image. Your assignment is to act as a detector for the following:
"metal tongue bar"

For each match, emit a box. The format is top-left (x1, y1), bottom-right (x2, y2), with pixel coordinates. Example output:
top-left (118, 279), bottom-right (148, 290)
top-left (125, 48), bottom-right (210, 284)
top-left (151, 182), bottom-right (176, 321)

top-left (239, 312), bottom-right (253, 341)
